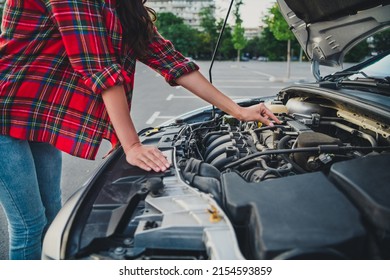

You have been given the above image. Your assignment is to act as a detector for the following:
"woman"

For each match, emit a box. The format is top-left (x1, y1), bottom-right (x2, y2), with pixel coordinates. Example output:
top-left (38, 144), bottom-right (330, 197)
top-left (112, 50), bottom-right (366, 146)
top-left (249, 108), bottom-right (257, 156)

top-left (0, 0), bottom-right (280, 259)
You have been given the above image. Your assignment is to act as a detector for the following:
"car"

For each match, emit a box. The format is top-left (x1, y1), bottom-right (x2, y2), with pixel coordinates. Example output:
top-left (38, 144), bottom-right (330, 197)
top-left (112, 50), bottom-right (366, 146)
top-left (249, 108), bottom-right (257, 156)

top-left (42, 0), bottom-right (390, 260)
top-left (257, 56), bottom-right (269, 62)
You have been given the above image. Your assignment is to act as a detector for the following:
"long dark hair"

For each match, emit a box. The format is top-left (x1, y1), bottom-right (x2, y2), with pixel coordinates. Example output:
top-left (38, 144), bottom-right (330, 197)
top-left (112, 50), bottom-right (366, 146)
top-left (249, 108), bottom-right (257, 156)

top-left (117, 0), bottom-right (156, 57)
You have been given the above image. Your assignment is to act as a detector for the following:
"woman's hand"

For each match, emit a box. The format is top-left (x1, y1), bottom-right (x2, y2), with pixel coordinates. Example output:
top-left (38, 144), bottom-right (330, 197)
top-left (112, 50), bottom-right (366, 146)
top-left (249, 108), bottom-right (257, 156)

top-left (124, 142), bottom-right (170, 172)
top-left (176, 72), bottom-right (281, 126)
top-left (101, 85), bottom-right (170, 172)
top-left (239, 103), bottom-right (281, 126)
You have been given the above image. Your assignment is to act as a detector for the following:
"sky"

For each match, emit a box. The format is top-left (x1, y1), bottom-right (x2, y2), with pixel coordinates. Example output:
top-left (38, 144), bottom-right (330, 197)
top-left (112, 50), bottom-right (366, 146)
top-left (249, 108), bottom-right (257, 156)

top-left (216, 0), bottom-right (276, 28)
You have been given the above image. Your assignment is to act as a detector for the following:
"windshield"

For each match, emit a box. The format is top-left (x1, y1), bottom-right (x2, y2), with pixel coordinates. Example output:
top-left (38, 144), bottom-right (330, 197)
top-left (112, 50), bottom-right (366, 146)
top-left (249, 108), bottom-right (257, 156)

top-left (349, 53), bottom-right (390, 80)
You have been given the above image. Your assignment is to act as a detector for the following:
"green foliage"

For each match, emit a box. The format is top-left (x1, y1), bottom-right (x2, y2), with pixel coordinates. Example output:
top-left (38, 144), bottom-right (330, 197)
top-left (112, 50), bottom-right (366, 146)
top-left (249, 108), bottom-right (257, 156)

top-left (373, 29), bottom-right (390, 53)
top-left (154, 12), bottom-right (199, 57)
top-left (232, 22), bottom-right (246, 51)
top-left (345, 29), bottom-right (390, 62)
top-left (344, 40), bottom-right (370, 62)
top-left (200, 6), bottom-right (218, 36)
top-left (155, 12), bottom-right (184, 27)
top-left (233, 0), bottom-right (243, 24)
top-left (243, 36), bottom-right (263, 58)
top-left (265, 4), bottom-right (295, 42)
top-left (215, 19), bottom-right (235, 60)
top-left (259, 27), bottom-right (287, 61)
top-left (231, 0), bottom-right (247, 60)
top-left (198, 7), bottom-right (218, 58)
top-left (154, 9), bottom-right (235, 60)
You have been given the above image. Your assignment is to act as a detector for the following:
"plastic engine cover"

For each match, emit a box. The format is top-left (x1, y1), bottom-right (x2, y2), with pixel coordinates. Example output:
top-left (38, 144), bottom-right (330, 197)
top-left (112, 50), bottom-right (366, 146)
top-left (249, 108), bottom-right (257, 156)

top-left (221, 171), bottom-right (366, 259)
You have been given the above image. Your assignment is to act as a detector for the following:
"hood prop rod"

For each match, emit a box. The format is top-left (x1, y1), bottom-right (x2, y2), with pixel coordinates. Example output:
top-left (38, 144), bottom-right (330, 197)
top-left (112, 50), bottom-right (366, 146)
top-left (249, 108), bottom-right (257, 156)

top-left (208, 0), bottom-right (235, 118)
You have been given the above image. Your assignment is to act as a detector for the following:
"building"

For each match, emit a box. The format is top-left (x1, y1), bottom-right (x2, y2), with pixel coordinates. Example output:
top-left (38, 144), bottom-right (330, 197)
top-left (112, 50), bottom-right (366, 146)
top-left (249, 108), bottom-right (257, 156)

top-left (147, 0), bottom-right (215, 30)
top-left (244, 27), bottom-right (262, 40)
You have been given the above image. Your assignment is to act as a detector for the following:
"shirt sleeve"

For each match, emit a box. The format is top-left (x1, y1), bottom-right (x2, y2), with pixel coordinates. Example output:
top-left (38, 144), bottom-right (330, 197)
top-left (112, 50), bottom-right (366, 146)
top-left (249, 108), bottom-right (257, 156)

top-left (138, 28), bottom-right (199, 86)
top-left (44, 0), bottom-right (131, 94)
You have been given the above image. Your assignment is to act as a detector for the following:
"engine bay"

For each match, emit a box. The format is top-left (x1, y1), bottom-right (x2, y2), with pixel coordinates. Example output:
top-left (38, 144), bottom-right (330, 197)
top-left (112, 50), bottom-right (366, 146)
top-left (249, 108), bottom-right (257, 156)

top-left (53, 91), bottom-right (390, 260)
top-left (170, 91), bottom-right (390, 260)
top-left (178, 96), bottom-right (390, 181)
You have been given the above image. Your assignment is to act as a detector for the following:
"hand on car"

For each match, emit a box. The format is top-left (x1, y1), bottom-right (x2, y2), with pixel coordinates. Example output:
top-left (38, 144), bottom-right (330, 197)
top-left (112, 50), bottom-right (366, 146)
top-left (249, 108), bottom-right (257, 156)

top-left (124, 142), bottom-right (170, 172)
top-left (239, 103), bottom-right (281, 126)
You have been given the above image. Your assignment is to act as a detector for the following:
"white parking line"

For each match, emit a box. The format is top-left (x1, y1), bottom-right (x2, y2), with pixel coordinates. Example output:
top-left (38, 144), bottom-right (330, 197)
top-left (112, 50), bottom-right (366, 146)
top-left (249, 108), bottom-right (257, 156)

top-left (146, 111), bottom-right (160, 125)
top-left (214, 85), bottom-right (283, 89)
top-left (166, 88), bottom-right (283, 101)
top-left (252, 71), bottom-right (274, 78)
top-left (166, 94), bottom-right (197, 101)
top-left (167, 95), bottom-right (264, 100)
top-left (146, 111), bottom-right (175, 125)
top-left (212, 80), bottom-right (270, 83)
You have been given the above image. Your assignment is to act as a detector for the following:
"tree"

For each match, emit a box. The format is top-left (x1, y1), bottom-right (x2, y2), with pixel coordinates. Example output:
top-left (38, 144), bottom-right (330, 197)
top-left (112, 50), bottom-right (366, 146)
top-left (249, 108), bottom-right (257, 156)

top-left (265, 4), bottom-right (296, 77)
top-left (154, 12), bottom-right (199, 57)
top-left (243, 36), bottom-right (265, 59)
top-left (155, 12), bottom-right (185, 28)
top-left (373, 29), bottom-right (390, 54)
top-left (343, 29), bottom-right (389, 62)
top-left (199, 6), bottom-right (218, 59)
top-left (215, 19), bottom-right (235, 60)
top-left (344, 40), bottom-right (370, 62)
top-left (260, 27), bottom-right (287, 61)
top-left (231, 0), bottom-right (247, 62)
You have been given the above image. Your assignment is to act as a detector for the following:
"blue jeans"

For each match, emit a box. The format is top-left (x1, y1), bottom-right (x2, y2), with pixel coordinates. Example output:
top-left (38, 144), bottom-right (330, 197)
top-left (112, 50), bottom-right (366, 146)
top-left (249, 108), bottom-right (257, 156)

top-left (0, 135), bottom-right (62, 259)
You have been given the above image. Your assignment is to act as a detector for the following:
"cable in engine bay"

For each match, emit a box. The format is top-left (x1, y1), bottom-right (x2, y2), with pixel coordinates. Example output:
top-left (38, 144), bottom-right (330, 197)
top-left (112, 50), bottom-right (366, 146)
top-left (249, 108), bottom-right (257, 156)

top-left (223, 145), bottom-right (390, 169)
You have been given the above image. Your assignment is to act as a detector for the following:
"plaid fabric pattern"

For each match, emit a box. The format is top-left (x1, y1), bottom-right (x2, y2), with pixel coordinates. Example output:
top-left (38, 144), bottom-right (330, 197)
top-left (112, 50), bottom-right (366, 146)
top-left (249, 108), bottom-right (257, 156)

top-left (0, 0), bottom-right (198, 159)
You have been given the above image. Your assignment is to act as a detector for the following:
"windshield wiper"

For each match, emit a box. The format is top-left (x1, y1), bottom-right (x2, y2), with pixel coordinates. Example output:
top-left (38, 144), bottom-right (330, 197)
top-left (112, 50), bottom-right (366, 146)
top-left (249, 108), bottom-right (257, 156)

top-left (323, 70), bottom-right (389, 84)
top-left (320, 71), bottom-right (390, 92)
top-left (322, 70), bottom-right (371, 82)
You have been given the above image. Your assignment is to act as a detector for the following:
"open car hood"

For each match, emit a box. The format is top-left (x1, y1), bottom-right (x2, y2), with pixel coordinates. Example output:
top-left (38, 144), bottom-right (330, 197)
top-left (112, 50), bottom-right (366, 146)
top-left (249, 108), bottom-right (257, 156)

top-left (277, 0), bottom-right (390, 70)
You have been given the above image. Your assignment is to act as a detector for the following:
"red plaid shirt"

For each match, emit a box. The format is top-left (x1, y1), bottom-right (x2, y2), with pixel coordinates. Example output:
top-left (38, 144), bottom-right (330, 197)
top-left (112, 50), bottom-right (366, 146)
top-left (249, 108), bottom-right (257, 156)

top-left (0, 0), bottom-right (198, 159)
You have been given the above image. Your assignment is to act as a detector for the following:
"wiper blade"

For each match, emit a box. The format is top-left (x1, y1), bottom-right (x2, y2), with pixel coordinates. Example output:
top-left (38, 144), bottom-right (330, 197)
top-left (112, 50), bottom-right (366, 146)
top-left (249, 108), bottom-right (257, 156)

top-left (320, 74), bottom-right (390, 92)
top-left (320, 71), bottom-right (369, 89)
top-left (323, 71), bottom-right (390, 85)
top-left (322, 70), bottom-right (369, 81)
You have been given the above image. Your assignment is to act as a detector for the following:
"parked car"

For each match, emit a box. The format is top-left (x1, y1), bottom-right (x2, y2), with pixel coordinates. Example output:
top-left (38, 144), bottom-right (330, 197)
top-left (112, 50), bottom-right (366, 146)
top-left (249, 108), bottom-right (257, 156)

top-left (257, 56), bottom-right (269, 62)
top-left (42, 0), bottom-right (390, 260)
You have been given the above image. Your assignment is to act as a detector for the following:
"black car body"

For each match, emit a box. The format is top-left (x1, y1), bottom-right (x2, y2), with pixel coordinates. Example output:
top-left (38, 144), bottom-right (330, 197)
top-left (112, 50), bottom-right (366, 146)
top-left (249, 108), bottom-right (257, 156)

top-left (42, 0), bottom-right (390, 260)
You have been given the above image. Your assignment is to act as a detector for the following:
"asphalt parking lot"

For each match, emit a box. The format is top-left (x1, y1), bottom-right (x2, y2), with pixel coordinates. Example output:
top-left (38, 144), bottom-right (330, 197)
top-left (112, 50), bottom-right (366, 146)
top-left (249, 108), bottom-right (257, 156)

top-left (0, 60), bottom-right (339, 259)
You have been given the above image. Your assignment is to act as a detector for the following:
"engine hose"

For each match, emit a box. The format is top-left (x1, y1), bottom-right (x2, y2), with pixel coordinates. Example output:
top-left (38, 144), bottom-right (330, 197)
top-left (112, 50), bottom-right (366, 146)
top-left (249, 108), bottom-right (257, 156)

top-left (187, 124), bottom-right (219, 144)
top-left (258, 157), bottom-right (293, 174)
top-left (257, 161), bottom-right (293, 181)
top-left (248, 129), bottom-right (267, 151)
top-left (223, 145), bottom-right (390, 169)
top-left (292, 113), bottom-right (343, 121)
top-left (182, 158), bottom-right (222, 203)
top-left (320, 121), bottom-right (377, 147)
top-left (259, 169), bottom-right (278, 181)
top-left (244, 124), bottom-right (287, 134)
top-left (277, 135), bottom-right (307, 174)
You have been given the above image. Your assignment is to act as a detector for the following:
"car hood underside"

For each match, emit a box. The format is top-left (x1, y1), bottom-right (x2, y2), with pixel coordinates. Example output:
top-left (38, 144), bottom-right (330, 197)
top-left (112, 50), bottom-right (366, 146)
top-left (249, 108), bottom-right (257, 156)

top-left (278, 0), bottom-right (390, 68)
